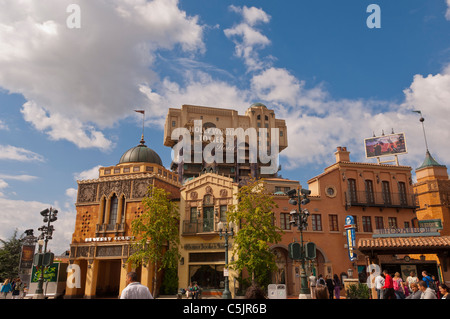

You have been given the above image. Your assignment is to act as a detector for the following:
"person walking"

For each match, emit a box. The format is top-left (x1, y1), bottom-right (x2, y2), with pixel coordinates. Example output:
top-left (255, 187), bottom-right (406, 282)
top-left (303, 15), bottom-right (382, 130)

top-left (393, 272), bottom-right (405, 299)
top-left (406, 271), bottom-right (418, 291)
top-left (419, 280), bottom-right (437, 299)
top-left (375, 272), bottom-right (385, 299)
top-left (406, 283), bottom-right (421, 299)
top-left (333, 274), bottom-right (341, 299)
top-left (11, 278), bottom-right (23, 299)
top-left (1, 279), bottom-right (12, 298)
top-left (325, 275), bottom-right (334, 299)
top-left (120, 272), bottom-right (153, 299)
top-left (382, 270), bottom-right (395, 299)
top-left (308, 273), bottom-right (317, 299)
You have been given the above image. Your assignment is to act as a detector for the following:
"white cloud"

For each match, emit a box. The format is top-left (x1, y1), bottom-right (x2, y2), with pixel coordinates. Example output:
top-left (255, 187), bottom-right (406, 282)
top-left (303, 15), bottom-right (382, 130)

top-left (74, 165), bottom-right (103, 181)
top-left (0, 197), bottom-right (74, 254)
top-left (0, 144), bottom-right (45, 162)
top-left (225, 5), bottom-right (272, 72)
top-left (446, 0), bottom-right (450, 20)
top-left (0, 0), bottom-right (204, 149)
top-left (0, 120), bottom-right (8, 130)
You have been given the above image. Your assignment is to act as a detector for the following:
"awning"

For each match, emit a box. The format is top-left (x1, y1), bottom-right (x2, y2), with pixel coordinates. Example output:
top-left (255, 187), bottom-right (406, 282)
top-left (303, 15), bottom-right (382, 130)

top-left (358, 236), bottom-right (450, 255)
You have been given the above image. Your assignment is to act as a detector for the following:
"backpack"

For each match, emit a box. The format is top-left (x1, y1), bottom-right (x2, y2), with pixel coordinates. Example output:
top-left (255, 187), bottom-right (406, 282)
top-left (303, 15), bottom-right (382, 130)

top-left (428, 280), bottom-right (437, 291)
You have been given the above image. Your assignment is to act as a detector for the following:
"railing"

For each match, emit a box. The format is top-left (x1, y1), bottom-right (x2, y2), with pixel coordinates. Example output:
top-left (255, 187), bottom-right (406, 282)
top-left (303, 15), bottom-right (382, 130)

top-left (345, 191), bottom-right (417, 209)
top-left (182, 220), bottom-right (218, 235)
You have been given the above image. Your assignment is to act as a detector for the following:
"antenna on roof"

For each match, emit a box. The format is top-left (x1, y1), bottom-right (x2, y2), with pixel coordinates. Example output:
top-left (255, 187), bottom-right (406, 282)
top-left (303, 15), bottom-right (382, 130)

top-left (412, 110), bottom-right (429, 152)
top-left (134, 110), bottom-right (145, 145)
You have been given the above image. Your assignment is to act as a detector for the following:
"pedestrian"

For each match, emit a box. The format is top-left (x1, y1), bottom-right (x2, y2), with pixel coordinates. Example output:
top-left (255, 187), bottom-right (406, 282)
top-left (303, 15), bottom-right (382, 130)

top-left (382, 270), bottom-right (395, 299)
top-left (403, 282), bottom-right (410, 297)
top-left (316, 274), bottom-right (326, 287)
top-left (419, 280), bottom-right (437, 299)
top-left (393, 272), bottom-right (405, 299)
top-left (432, 275), bottom-right (441, 298)
top-left (439, 284), bottom-right (449, 299)
top-left (193, 282), bottom-right (200, 299)
top-left (120, 272), bottom-right (153, 299)
top-left (308, 272), bottom-right (317, 299)
top-left (406, 271), bottom-right (418, 291)
top-left (1, 279), bottom-right (12, 298)
top-left (421, 271), bottom-right (433, 288)
top-left (12, 278), bottom-right (23, 299)
top-left (375, 272), bottom-right (385, 299)
top-left (325, 275), bottom-right (334, 299)
top-left (315, 285), bottom-right (328, 299)
top-left (406, 283), bottom-right (421, 299)
top-left (333, 274), bottom-right (341, 299)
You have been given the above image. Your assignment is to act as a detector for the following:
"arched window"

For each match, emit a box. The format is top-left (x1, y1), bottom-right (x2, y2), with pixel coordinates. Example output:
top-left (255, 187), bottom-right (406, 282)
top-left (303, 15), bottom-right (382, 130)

top-left (109, 194), bottom-right (119, 227)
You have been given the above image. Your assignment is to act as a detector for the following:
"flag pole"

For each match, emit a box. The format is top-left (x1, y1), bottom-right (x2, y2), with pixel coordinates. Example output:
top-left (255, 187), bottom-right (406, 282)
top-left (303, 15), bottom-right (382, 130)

top-left (134, 110), bottom-right (145, 144)
top-left (412, 110), bottom-right (429, 152)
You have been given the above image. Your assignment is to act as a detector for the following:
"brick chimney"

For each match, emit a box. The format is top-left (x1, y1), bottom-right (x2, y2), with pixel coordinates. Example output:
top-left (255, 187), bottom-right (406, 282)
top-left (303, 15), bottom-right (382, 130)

top-left (335, 146), bottom-right (350, 163)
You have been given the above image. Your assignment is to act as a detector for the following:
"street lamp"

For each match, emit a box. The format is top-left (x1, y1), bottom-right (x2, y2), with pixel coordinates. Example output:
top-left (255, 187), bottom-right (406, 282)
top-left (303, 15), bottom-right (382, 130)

top-left (217, 221), bottom-right (234, 299)
top-left (33, 207), bottom-right (58, 299)
top-left (286, 188), bottom-right (312, 299)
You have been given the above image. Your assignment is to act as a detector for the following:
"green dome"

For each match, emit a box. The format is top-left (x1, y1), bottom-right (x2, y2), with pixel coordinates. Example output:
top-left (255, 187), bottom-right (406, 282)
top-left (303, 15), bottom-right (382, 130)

top-left (119, 138), bottom-right (163, 166)
top-left (250, 102), bottom-right (267, 108)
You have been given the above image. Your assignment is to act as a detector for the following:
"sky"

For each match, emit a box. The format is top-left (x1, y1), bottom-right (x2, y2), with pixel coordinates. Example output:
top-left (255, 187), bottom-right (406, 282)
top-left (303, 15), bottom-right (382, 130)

top-left (0, 0), bottom-right (449, 254)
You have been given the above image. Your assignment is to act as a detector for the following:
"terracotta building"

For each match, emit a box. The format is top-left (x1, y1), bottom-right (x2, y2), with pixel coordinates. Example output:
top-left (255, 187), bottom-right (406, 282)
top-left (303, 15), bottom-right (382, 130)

top-left (267, 146), bottom-right (418, 296)
top-left (66, 137), bottom-right (180, 298)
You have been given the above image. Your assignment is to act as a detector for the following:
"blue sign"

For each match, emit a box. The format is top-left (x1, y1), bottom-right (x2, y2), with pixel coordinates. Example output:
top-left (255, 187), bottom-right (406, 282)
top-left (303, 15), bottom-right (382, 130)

top-left (344, 215), bottom-right (357, 261)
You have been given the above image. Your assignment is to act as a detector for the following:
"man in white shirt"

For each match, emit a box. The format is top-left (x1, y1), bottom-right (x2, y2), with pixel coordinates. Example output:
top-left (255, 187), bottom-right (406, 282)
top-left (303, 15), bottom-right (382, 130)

top-left (120, 272), bottom-right (154, 299)
top-left (375, 273), bottom-right (385, 299)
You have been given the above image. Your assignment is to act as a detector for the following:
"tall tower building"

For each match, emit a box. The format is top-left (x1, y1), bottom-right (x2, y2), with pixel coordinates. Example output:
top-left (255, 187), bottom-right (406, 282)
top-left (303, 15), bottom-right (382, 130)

top-left (163, 103), bottom-right (287, 184)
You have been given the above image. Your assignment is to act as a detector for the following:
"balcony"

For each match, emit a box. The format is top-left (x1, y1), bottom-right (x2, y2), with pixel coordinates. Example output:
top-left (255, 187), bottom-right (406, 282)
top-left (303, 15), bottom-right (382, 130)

top-left (345, 191), bottom-right (418, 210)
top-left (182, 220), bottom-right (220, 235)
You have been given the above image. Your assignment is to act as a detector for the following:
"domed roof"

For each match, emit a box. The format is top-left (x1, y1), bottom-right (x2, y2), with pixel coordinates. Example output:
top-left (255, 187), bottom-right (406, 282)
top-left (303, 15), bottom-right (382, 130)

top-left (250, 102), bottom-right (267, 108)
top-left (119, 136), bottom-right (163, 166)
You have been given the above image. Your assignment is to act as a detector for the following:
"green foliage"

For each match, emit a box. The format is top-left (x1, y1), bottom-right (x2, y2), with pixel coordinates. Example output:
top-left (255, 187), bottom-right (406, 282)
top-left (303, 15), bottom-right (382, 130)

top-left (0, 229), bottom-right (24, 280)
top-left (347, 283), bottom-right (370, 299)
top-left (128, 186), bottom-right (180, 271)
top-left (227, 178), bottom-right (282, 286)
top-left (160, 267), bottom-right (179, 295)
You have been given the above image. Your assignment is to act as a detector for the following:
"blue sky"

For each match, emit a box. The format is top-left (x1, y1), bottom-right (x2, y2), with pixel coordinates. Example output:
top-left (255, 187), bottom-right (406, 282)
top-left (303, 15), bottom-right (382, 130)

top-left (0, 0), bottom-right (449, 254)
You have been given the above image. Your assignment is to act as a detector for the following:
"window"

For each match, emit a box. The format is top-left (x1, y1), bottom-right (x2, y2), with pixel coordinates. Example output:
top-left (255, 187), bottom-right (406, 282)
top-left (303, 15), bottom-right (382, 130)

top-left (190, 207), bottom-right (198, 222)
top-left (280, 130), bottom-right (283, 137)
top-left (365, 180), bottom-right (374, 204)
top-left (329, 214), bottom-right (339, 231)
top-left (172, 120), bottom-right (176, 127)
top-left (398, 182), bottom-right (407, 206)
top-left (375, 216), bottom-right (384, 230)
top-left (109, 194), bottom-right (118, 226)
top-left (280, 213), bottom-right (291, 230)
top-left (311, 214), bottom-right (322, 231)
top-left (382, 181), bottom-right (391, 205)
top-left (362, 216), bottom-right (372, 232)
top-left (404, 221), bottom-right (410, 228)
top-left (220, 205), bottom-right (227, 222)
top-left (347, 179), bottom-right (357, 203)
top-left (388, 217), bottom-right (398, 229)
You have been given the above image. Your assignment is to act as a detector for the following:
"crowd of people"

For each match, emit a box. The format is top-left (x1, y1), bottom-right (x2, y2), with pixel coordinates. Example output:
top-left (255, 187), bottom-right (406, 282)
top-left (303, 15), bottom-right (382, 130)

top-left (1, 278), bottom-right (27, 299)
top-left (308, 273), bottom-right (342, 299)
top-left (374, 270), bottom-right (449, 299)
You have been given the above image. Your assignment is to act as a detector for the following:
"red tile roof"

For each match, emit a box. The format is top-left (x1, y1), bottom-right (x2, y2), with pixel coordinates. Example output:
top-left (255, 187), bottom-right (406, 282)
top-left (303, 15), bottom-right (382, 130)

top-left (358, 236), bottom-right (450, 250)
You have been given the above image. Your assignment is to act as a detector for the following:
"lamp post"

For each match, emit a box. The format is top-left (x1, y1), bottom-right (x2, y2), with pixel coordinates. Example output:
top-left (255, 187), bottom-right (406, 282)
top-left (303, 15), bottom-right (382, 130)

top-left (33, 207), bottom-right (58, 299)
top-left (217, 221), bottom-right (234, 299)
top-left (286, 188), bottom-right (311, 299)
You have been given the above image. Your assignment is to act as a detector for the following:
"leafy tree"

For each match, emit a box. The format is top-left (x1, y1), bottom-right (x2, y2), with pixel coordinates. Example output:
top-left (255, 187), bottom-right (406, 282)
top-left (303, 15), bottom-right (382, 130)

top-left (128, 185), bottom-right (180, 296)
top-left (227, 178), bottom-right (282, 287)
top-left (0, 229), bottom-right (24, 280)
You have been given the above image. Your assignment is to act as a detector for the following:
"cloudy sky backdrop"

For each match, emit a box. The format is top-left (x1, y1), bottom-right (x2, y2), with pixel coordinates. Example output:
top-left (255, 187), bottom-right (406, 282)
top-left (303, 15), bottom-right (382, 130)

top-left (0, 0), bottom-right (449, 254)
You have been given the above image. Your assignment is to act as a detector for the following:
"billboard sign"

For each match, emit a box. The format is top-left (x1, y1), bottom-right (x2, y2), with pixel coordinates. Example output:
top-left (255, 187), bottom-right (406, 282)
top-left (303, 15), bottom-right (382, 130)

top-left (364, 133), bottom-right (407, 158)
top-left (344, 215), bottom-right (357, 262)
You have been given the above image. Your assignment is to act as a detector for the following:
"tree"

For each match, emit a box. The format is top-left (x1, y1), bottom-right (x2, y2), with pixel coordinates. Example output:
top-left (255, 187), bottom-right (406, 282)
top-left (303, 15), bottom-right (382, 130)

top-left (0, 229), bottom-right (24, 280)
top-left (227, 178), bottom-right (282, 287)
top-left (128, 185), bottom-right (180, 296)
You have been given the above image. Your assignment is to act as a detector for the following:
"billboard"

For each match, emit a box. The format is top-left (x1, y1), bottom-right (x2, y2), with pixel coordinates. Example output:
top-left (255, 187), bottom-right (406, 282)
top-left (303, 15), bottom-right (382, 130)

top-left (364, 132), bottom-right (407, 158)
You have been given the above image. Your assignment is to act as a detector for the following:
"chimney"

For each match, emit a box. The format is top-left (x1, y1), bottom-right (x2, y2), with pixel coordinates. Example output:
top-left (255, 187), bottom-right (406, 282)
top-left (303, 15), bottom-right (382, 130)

top-left (335, 146), bottom-right (350, 163)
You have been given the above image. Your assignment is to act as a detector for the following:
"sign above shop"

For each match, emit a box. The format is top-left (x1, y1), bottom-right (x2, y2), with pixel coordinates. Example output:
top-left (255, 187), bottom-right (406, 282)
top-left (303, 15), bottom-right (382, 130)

top-left (84, 236), bottom-right (135, 243)
top-left (373, 227), bottom-right (440, 238)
